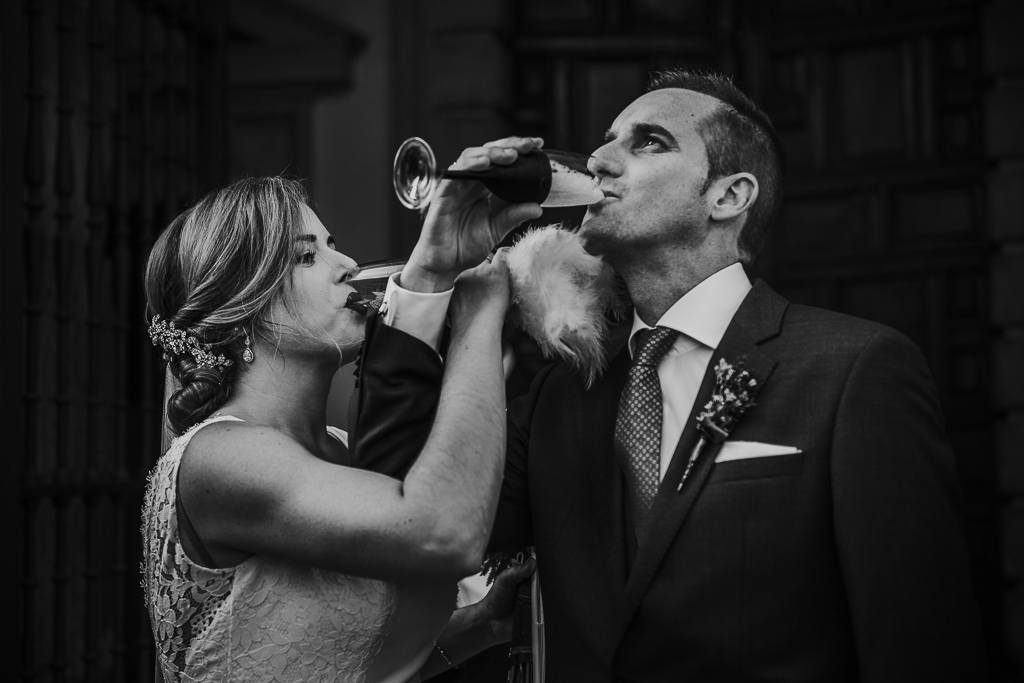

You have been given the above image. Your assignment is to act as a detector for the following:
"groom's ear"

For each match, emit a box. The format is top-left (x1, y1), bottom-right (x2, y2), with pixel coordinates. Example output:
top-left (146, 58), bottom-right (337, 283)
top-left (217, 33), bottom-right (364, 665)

top-left (708, 173), bottom-right (758, 224)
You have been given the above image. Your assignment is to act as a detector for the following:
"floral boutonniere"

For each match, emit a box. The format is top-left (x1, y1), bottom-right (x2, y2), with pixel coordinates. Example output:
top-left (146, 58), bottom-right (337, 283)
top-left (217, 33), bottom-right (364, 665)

top-left (481, 546), bottom-right (532, 586)
top-left (677, 356), bottom-right (760, 491)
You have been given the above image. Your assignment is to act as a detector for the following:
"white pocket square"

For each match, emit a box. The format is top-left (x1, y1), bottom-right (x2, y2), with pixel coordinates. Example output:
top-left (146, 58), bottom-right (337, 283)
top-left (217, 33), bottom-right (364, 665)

top-left (715, 441), bottom-right (803, 463)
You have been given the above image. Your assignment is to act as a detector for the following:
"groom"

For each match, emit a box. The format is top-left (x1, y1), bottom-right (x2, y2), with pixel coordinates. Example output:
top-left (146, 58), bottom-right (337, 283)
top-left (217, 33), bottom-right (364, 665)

top-left (353, 69), bottom-right (988, 681)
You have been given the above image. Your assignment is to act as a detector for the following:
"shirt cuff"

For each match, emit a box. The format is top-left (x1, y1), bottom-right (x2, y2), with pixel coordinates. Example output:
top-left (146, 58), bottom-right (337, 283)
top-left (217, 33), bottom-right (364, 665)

top-left (382, 273), bottom-right (452, 351)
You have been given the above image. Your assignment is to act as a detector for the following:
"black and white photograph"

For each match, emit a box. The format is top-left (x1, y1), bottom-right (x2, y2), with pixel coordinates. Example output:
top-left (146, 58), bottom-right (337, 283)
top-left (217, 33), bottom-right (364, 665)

top-left (1, 0), bottom-right (1022, 681)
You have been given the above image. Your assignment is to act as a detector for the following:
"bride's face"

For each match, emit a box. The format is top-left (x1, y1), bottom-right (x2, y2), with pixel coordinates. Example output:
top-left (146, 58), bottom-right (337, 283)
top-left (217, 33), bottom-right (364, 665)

top-left (266, 205), bottom-right (364, 364)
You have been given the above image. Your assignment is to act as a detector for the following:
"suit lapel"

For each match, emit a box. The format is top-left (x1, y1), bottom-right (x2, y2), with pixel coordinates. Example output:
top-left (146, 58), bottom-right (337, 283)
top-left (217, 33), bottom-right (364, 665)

top-left (614, 280), bottom-right (787, 646)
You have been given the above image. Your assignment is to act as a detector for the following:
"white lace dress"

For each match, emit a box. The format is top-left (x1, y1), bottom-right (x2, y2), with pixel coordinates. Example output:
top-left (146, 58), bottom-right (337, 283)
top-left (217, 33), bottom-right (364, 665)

top-left (142, 416), bottom-right (456, 683)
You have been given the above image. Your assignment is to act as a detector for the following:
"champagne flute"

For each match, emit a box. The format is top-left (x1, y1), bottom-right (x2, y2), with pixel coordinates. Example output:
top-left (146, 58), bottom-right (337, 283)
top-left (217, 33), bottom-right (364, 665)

top-left (343, 259), bottom-right (405, 314)
top-left (393, 137), bottom-right (603, 210)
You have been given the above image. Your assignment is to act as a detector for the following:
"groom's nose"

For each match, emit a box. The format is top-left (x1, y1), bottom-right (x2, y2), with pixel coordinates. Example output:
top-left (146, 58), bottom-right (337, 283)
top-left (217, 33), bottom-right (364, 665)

top-left (587, 144), bottom-right (621, 178)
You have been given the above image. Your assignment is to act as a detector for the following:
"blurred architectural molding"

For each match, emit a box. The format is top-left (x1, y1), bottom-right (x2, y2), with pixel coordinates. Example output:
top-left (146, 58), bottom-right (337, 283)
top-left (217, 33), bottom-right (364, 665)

top-left (230, 0), bottom-right (366, 95)
top-left (227, 0), bottom-right (367, 180)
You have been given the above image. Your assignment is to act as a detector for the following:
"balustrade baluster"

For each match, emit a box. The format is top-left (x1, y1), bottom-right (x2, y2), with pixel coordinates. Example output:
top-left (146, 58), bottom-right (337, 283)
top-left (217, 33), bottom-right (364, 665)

top-left (21, 0), bottom-right (47, 681)
top-left (109, 0), bottom-right (133, 678)
top-left (184, 0), bottom-right (199, 200)
top-left (135, 1), bottom-right (159, 678)
top-left (53, 0), bottom-right (77, 678)
top-left (13, 0), bottom-right (224, 678)
top-left (84, 0), bottom-right (110, 678)
top-left (161, 7), bottom-right (174, 222)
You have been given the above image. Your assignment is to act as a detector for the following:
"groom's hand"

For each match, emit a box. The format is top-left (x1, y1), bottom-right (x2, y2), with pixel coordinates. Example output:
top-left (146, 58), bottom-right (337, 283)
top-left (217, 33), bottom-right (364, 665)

top-left (401, 137), bottom-right (545, 293)
top-left (477, 556), bottom-right (536, 643)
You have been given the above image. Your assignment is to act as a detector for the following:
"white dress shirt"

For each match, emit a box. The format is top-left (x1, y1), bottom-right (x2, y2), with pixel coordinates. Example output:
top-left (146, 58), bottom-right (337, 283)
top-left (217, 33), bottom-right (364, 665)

top-left (379, 273), bottom-right (452, 351)
top-left (626, 263), bottom-right (752, 480)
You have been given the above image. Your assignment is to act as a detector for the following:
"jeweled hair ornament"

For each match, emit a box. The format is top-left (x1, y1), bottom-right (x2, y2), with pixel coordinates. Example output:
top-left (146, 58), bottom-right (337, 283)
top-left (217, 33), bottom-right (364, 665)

top-left (148, 314), bottom-right (234, 369)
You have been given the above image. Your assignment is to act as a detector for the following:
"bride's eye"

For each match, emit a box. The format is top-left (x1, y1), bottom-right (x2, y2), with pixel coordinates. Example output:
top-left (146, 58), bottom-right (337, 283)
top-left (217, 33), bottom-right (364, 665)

top-left (298, 250), bottom-right (316, 266)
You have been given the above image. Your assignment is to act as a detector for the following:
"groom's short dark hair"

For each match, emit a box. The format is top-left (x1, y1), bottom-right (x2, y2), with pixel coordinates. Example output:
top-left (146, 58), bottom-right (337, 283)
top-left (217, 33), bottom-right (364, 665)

top-left (647, 69), bottom-right (785, 265)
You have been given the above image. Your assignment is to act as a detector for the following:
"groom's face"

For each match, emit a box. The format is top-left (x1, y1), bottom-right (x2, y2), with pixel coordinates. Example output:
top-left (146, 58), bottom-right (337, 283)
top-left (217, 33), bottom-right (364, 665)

top-left (579, 88), bottom-right (720, 259)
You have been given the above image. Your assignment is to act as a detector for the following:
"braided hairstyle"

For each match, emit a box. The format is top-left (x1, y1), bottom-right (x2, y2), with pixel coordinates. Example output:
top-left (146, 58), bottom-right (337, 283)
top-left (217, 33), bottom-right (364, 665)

top-left (145, 177), bottom-right (310, 435)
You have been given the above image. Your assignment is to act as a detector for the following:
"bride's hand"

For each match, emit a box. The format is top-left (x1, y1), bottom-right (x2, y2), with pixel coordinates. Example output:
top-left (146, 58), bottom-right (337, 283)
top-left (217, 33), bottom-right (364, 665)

top-left (478, 556), bottom-right (536, 643)
top-left (448, 248), bottom-right (512, 333)
top-left (402, 137), bottom-right (544, 293)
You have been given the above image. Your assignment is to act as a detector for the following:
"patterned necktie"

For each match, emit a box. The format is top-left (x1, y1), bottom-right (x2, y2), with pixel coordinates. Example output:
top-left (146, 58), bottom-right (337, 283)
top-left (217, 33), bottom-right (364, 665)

top-left (616, 326), bottom-right (679, 541)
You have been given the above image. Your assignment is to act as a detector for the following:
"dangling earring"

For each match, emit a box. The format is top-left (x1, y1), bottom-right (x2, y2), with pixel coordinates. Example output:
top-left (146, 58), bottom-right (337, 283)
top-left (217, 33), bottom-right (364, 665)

top-left (242, 330), bottom-right (254, 363)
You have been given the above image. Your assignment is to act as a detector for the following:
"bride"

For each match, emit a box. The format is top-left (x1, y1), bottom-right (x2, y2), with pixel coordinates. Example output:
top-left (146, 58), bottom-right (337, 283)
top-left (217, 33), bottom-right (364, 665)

top-left (141, 142), bottom-right (543, 682)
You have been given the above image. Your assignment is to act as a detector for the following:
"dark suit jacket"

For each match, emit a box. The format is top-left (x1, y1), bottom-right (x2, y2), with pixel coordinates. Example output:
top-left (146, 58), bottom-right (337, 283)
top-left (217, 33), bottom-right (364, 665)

top-left (351, 280), bottom-right (989, 682)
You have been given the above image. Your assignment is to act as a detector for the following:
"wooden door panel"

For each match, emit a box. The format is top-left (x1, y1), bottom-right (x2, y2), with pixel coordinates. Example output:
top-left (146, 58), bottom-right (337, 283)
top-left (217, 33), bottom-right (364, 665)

top-left (892, 182), bottom-right (979, 242)
top-left (519, 0), bottom-right (602, 31)
top-left (837, 45), bottom-right (909, 159)
top-left (779, 193), bottom-right (872, 257)
top-left (626, 0), bottom-right (709, 28)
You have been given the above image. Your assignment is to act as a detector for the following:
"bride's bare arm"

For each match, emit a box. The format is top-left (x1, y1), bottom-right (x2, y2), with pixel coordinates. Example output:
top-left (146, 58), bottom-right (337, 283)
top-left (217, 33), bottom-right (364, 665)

top-left (178, 258), bottom-right (510, 583)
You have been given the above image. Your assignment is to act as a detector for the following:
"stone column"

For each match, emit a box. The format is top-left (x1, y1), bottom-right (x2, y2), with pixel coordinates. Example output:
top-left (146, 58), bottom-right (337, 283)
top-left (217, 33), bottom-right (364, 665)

top-left (391, 0), bottom-right (514, 256)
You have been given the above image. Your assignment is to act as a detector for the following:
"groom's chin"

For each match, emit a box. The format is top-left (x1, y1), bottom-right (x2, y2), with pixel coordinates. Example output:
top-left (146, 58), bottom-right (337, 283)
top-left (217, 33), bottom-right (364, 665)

top-left (576, 221), bottom-right (615, 258)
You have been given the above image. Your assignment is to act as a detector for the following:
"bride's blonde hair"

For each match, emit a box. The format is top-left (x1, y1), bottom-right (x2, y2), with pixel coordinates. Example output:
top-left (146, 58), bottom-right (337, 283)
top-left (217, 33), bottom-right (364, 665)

top-left (145, 177), bottom-right (311, 434)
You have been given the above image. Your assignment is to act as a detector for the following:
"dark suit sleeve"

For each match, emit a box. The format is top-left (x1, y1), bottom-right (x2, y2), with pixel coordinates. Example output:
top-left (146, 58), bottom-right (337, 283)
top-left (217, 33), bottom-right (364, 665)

top-left (486, 363), bottom-right (558, 553)
top-left (830, 329), bottom-right (989, 682)
top-left (347, 308), bottom-right (442, 479)
top-left (352, 302), bottom-right (547, 553)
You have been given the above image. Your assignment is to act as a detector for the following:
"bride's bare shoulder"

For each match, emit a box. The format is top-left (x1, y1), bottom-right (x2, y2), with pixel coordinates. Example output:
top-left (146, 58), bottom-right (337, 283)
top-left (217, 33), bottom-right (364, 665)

top-left (182, 420), bottom-right (314, 483)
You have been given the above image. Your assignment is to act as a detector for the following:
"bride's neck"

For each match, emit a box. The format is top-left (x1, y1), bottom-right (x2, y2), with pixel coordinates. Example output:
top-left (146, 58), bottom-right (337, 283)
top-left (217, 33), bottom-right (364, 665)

top-left (222, 349), bottom-right (340, 447)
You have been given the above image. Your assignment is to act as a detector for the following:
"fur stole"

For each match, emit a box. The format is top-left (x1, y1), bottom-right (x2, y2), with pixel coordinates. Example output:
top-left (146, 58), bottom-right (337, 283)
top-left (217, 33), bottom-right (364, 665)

top-left (506, 225), bottom-right (625, 387)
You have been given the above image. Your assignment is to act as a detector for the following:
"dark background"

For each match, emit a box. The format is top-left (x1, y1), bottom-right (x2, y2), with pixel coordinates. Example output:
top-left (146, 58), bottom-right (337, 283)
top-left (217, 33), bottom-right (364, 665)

top-left (1, 0), bottom-right (1022, 680)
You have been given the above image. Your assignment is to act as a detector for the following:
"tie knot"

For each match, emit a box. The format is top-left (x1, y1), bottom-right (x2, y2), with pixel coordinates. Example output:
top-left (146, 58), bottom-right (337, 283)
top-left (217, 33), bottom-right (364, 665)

top-left (632, 326), bottom-right (679, 367)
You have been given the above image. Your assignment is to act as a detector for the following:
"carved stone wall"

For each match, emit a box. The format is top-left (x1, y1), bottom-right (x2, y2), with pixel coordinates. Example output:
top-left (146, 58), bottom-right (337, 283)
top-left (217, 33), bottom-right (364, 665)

top-left (227, 0), bottom-right (366, 181)
top-left (390, 0), bottom-right (517, 256)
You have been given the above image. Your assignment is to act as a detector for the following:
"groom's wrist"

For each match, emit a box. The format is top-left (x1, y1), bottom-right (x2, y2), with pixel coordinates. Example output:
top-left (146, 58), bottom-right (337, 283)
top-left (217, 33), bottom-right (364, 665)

top-left (400, 257), bottom-right (456, 294)
top-left (399, 248), bottom-right (456, 294)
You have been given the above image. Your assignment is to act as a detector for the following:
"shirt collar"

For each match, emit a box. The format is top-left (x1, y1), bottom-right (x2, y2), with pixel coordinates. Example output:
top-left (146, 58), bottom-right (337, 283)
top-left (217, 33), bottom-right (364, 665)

top-left (628, 262), bottom-right (752, 356)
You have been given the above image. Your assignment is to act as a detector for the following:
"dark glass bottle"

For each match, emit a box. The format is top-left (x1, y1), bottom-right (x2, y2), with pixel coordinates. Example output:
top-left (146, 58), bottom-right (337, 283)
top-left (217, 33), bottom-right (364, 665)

top-left (394, 137), bottom-right (602, 210)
